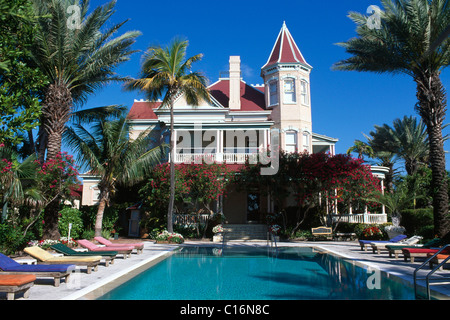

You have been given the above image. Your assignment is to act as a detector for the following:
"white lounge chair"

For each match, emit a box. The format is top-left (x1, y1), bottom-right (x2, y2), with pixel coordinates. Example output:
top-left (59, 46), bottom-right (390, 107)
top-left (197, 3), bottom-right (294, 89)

top-left (370, 236), bottom-right (422, 254)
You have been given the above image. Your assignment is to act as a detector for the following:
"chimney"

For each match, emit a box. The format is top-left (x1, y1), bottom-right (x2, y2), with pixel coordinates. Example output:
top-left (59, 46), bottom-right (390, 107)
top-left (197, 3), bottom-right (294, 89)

top-left (229, 56), bottom-right (241, 110)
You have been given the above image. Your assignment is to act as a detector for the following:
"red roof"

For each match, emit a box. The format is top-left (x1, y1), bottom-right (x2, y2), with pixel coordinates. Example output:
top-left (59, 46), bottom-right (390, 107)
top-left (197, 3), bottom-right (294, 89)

top-left (127, 81), bottom-right (266, 120)
top-left (127, 101), bottom-right (161, 120)
top-left (262, 22), bottom-right (310, 69)
top-left (208, 79), bottom-right (266, 111)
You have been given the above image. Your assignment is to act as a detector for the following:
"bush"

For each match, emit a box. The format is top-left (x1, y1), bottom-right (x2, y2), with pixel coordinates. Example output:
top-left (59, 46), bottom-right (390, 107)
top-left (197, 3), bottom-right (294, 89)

top-left (401, 208), bottom-right (434, 238)
top-left (155, 230), bottom-right (184, 244)
top-left (0, 223), bottom-right (29, 255)
top-left (58, 207), bottom-right (84, 238)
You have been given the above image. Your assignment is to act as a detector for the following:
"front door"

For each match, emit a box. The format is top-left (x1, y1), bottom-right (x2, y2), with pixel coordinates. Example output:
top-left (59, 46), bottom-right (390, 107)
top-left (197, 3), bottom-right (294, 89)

top-left (247, 193), bottom-right (260, 222)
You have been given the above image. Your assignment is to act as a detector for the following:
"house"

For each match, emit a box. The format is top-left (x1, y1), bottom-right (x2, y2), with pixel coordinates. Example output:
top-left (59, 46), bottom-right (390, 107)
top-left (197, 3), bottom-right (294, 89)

top-left (81, 22), bottom-right (387, 235)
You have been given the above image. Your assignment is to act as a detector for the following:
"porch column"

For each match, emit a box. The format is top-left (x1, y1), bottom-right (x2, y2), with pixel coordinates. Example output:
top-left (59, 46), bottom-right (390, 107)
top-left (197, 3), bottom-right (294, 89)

top-left (216, 130), bottom-right (223, 162)
top-left (380, 179), bottom-right (386, 214)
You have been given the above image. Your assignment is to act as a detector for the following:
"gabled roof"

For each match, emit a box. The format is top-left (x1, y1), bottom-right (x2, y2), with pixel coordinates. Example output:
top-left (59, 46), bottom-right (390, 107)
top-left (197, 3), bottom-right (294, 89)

top-left (208, 79), bottom-right (266, 111)
top-left (127, 100), bottom-right (161, 120)
top-left (262, 22), bottom-right (311, 70)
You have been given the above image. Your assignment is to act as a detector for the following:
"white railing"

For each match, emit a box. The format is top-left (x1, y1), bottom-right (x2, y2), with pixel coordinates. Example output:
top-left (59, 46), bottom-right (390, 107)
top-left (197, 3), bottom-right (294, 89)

top-left (174, 152), bottom-right (260, 164)
top-left (174, 214), bottom-right (210, 226)
top-left (332, 213), bottom-right (387, 224)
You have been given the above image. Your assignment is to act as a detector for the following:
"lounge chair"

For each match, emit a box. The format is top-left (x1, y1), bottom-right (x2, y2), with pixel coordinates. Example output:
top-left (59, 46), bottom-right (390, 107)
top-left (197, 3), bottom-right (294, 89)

top-left (386, 238), bottom-right (442, 259)
top-left (359, 234), bottom-right (407, 251)
top-left (51, 243), bottom-right (118, 267)
top-left (77, 239), bottom-right (133, 259)
top-left (427, 252), bottom-right (450, 270)
top-left (0, 253), bottom-right (74, 287)
top-left (370, 236), bottom-right (423, 254)
top-left (402, 246), bottom-right (450, 263)
top-left (94, 236), bottom-right (144, 254)
top-left (0, 274), bottom-right (36, 300)
top-left (24, 246), bottom-right (102, 274)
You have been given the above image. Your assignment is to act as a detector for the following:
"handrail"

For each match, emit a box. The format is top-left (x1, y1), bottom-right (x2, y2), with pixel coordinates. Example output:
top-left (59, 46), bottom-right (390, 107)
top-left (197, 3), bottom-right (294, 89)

top-left (413, 244), bottom-right (450, 300)
top-left (267, 231), bottom-right (278, 256)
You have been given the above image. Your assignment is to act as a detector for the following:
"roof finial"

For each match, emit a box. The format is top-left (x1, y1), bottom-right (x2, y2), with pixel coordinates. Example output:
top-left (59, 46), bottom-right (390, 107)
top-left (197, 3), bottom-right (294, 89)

top-left (282, 21), bottom-right (286, 28)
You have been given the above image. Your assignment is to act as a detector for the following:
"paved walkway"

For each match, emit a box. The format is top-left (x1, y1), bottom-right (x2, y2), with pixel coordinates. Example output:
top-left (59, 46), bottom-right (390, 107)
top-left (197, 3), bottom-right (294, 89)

top-left (2, 239), bottom-right (450, 300)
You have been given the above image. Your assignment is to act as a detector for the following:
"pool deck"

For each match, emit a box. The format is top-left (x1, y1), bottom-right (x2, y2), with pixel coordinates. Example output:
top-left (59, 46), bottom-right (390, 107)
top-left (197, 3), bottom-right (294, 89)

top-left (3, 239), bottom-right (450, 300)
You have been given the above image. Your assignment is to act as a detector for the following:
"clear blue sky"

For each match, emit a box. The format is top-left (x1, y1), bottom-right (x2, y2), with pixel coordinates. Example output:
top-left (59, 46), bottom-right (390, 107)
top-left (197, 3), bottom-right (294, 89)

top-left (82, 0), bottom-right (450, 172)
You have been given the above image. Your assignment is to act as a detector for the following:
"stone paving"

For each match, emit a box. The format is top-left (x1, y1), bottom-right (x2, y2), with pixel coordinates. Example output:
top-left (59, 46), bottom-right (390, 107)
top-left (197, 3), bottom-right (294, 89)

top-left (2, 239), bottom-right (450, 300)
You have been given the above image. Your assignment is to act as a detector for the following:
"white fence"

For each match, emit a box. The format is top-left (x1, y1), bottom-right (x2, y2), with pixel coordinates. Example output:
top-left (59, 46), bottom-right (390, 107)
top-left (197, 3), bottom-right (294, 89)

top-left (332, 213), bottom-right (388, 224)
top-left (174, 214), bottom-right (210, 226)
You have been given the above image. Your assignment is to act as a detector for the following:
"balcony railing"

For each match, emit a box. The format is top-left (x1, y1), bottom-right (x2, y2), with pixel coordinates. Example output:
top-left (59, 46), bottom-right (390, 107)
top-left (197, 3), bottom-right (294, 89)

top-left (332, 213), bottom-right (387, 224)
top-left (174, 148), bottom-right (262, 164)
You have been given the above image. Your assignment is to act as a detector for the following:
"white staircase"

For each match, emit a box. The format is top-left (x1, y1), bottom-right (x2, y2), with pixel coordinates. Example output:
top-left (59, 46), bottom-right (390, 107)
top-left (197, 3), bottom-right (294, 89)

top-left (223, 224), bottom-right (268, 241)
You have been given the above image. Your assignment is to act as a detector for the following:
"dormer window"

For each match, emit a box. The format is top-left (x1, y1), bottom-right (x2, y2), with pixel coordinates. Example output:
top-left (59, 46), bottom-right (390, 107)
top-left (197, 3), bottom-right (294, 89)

top-left (300, 80), bottom-right (309, 105)
top-left (284, 78), bottom-right (296, 103)
top-left (269, 81), bottom-right (278, 106)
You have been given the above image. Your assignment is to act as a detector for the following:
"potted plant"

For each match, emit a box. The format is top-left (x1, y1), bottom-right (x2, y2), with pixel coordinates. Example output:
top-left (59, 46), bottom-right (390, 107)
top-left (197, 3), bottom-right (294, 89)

top-left (212, 224), bottom-right (224, 243)
top-left (269, 224), bottom-right (281, 242)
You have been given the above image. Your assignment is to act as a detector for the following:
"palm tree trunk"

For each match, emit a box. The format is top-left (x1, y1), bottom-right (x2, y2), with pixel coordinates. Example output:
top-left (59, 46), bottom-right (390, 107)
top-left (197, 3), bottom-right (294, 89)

top-left (41, 82), bottom-right (73, 239)
top-left (95, 196), bottom-right (108, 237)
top-left (415, 72), bottom-right (450, 238)
top-left (168, 101), bottom-right (175, 233)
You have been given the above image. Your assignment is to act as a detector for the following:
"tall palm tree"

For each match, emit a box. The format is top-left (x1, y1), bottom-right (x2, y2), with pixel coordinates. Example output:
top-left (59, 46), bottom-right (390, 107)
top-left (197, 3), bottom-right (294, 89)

top-left (30, 0), bottom-right (141, 239)
top-left (334, 0), bottom-right (450, 237)
top-left (125, 39), bottom-right (211, 233)
top-left (64, 116), bottom-right (162, 237)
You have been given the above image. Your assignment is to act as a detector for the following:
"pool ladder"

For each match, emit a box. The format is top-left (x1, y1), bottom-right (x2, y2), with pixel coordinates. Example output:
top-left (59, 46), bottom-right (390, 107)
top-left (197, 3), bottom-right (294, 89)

top-left (413, 244), bottom-right (450, 300)
top-left (267, 231), bottom-right (279, 256)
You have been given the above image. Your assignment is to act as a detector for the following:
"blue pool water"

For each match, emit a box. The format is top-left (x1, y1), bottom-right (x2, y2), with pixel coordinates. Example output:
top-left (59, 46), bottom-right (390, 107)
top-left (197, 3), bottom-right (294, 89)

top-left (98, 246), bottom-right (416, 300)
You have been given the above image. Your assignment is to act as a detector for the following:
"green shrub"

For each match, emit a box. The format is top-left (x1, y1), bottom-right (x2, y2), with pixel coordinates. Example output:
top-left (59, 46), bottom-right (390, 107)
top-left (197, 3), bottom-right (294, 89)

top-left (58, 207), bottom-right (84, 239)
top-left (0, 223), bottom-right (29, 255)
top-left (401, 208), bottom-right (433, 238)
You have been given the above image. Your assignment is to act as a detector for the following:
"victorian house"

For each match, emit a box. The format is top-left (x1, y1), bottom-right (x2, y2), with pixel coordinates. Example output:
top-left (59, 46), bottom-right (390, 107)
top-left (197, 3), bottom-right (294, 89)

top-left (82, 23), bottom-right (383, 237)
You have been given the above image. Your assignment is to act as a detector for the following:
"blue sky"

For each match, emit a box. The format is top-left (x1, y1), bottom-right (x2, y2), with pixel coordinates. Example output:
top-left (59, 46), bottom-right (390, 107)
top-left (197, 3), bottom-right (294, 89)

top-left (83, 0), bottom-right (450, 172)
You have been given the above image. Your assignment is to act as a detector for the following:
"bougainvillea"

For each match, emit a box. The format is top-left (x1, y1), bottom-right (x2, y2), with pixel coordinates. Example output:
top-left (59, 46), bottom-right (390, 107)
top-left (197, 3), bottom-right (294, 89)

top-left (140, 162), bottom-right (232, 231)
top-left (35, 151), bottom-right (80, 201)
top-left (235, 151), bottom-right (383, 235)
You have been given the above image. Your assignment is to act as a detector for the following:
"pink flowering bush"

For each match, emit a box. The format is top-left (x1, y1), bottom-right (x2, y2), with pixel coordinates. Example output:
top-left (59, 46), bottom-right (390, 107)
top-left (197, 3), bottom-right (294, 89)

top-left (35, 152), bottom-right (80, 200)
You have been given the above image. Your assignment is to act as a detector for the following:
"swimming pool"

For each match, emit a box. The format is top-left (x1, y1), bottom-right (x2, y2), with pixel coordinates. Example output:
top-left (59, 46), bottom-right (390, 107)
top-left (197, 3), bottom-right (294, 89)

top-left (97, 245), bottom-right (420, 300)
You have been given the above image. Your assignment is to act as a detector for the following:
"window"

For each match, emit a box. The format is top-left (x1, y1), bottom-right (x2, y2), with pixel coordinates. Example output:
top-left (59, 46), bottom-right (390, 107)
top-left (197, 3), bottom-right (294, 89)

top-left (303, 132), bottom-right (310, 150)
top-left (300, 80), bottom-right (309, 105)
top-left (285, 131), bottom-right (297, 153)
top-left (284, 79), bottom-right (296, 103)
top-left (269, 81), bottom-right (278, 106)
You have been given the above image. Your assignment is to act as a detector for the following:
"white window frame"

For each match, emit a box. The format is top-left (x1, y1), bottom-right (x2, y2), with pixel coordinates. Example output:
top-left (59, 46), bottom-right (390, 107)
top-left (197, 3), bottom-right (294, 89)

top-left (285, 131), bottom-right (297, 153)
top-left (300, 80), bottom-right (309, 106)
top-left (283, 78), bottom-right (296, 104)
top-left (269, 81), bottom-right (278, 106)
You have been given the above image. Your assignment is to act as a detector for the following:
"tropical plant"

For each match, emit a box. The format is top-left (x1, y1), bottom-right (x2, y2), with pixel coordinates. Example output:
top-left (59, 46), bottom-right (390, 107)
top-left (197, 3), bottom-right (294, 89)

top-left (334, 0), bottom-right (450, 237)
top-left (0, 0), bottom-right (48, 146)
top-left (125, 38), bottom-right (211, 233)
top-left (64, 116), bottom-right (162, 237)
top-left (346, 140), bottom-right (374, 159)
top-left (365, 116), bottom-right (429, 175)
top-left (30, 0), bottom-right (141, 239)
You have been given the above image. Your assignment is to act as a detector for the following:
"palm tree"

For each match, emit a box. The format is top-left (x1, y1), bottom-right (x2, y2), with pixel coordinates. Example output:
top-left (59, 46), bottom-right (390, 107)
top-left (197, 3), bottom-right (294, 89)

top-left (346, 140), bottom-right (374, 159)
top-left (365, 116), bottom-right (429, 175)
top-left (64, 116), bottom-right (162, 237)
top-left (30, 0), bottom-right (141, 239)
top-left (125, 38), bottom-right (211, 233)
top-left (334, 0), bottom-right (450, 237)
